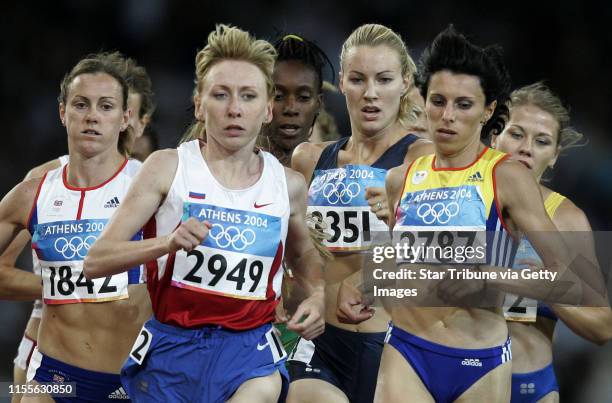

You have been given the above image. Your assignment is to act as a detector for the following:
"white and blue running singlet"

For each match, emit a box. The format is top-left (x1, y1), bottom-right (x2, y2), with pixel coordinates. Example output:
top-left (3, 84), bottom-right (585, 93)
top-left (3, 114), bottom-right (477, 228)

top-left (145, 140), bottom-right (290, 329)
top-left (395, 148), bottom-right (518, 266)
top-left (307, 135), bottom-right (419, 252)
top-left (29, 159), bottom-right (144, 305)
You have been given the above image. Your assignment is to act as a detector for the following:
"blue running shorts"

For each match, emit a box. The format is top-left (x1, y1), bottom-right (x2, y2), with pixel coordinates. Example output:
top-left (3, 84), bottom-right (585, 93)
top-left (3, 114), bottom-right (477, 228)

top-left (511, 363), bottom-right (558, 403)
top-left (121, 317), bottom-right (288, 403)
top-left (386, 323), bottom-right (512, 403)
top-left (27, 347), bottom-right (129, 402)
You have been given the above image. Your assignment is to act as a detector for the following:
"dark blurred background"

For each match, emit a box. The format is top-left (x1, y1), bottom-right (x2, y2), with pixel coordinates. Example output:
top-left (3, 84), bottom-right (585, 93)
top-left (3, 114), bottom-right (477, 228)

top-left (0, 1), bottom-right (610, 401)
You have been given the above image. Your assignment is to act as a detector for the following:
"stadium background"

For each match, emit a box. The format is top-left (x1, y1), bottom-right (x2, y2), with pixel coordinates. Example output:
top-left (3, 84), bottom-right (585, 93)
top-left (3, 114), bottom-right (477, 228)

top-left (0, 1), bottom-right (610, 401)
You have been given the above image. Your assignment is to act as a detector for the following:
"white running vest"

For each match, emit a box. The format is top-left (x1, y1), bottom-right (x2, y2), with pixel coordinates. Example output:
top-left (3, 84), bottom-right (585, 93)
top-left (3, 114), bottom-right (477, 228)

top-left (30, 159), bottom-right (144, 305)
top-left (151, 140), bottom-right (289, 301)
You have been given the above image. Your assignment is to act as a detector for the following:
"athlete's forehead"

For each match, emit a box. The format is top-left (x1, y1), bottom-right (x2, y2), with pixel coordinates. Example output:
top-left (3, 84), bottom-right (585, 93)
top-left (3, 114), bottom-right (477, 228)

top-left (427, 71), bottom-right (485, 102)
top-left (273, 60), bottom-right (318, 90)
top-left (66, 73), bottom-right (123, 101)
top-left (342, 45), bottom-right (402, 75)
top-left (202, 60), bottom-right (267, 92)
top-left (508, 104), bottom-right (559, 139)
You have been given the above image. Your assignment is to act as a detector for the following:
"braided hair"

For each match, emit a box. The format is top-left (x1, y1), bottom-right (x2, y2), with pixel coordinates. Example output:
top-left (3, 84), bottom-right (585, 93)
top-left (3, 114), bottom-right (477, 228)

top-left (257, 33), bottom-right (336, 158)
top-left (273, 34), bottom-right (335, 93)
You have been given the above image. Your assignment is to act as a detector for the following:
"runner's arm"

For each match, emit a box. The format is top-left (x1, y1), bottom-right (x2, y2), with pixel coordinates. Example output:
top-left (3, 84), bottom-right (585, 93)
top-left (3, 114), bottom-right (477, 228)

top-left (84, 149), bottom-right (201, 278)
top-left (0, 179), bottom-right (43, 299)
top-left (549, 198), bottom-right (612, 344)
top-left (284, 168), bottom-right (325, 340)
top-left (485, 160), bottom-right (606, 305)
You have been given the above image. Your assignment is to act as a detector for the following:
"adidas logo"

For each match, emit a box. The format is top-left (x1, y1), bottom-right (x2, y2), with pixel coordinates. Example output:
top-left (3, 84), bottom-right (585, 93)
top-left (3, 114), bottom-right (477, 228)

top-left (467, 171), bottom-right (483, 182)
top-left (461, 358), bottom-right (483, 367)
top-left (104, 196), bottom-right (120, 208)
top-left (108, 386), bottom-right (130, 399)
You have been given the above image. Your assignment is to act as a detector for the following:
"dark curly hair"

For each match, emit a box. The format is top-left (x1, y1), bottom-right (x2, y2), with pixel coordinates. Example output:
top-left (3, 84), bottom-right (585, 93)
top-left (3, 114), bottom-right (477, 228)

top-left (418, 25), bottom-right (511, 138)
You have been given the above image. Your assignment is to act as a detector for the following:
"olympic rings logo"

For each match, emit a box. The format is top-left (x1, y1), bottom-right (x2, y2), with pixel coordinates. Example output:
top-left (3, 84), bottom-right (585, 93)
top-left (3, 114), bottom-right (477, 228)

top-left (310, 171), bottom-right (347, 195)
top-left (322, 182), bottom-right (361, 205)
top-left (209, 224), bottom-right (256, 251)
top-left (54, 235), bottom-right (97, 259)
top-left (416, 202), bottom-right (460, 224)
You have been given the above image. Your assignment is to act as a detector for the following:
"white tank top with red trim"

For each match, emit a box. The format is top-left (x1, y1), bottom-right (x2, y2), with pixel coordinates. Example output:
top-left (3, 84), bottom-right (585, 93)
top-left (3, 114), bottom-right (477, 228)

top-left (146, 139), bottom-right (290, 329)
top-left (29, 159), bottom-right (144, 305)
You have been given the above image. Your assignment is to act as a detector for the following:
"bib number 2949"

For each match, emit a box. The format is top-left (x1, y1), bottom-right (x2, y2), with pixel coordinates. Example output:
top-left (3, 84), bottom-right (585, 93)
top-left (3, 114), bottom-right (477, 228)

top-left (184, 250), bottom-right (264, 292)
top-left (172, 247), bottom-right (269, 299)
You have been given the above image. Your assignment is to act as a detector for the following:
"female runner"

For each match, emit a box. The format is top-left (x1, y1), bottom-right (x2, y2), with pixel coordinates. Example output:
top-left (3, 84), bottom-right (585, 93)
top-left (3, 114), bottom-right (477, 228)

top-left (3, 53), bottom-right (155, 402)
top-left (492, 82), bottom-right (612, 402)
top-left (263, 33), bottom-right (336, 354)
top-left (0, 52), bottom-right (149, 402)
top-left (264, 34), bottom-right (333, 167)
top-left (379, 26), bottom-right (599, 402)
top-left (288, 23), bottom-right (433, 403)
top-left (84, 25), bottom-right (325, 403)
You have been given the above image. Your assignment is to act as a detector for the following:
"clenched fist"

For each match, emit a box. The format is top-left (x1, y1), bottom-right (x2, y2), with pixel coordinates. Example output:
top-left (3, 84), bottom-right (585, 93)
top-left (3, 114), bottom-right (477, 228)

top-left (167, 217), bottom-right (212, 252)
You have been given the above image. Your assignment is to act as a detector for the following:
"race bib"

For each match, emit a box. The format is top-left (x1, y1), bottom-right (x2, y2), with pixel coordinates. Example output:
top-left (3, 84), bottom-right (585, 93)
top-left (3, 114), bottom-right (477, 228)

top-left (129, 326), bottom-right (153, 365)
top-left (503, 238), bottom-right (540, 322)
top-left (33, 219), bottom-right (129, 304)
top-left (394, 185), bottom-right (487, 264)
top-left (171, 202), bottom-right (281, 300)
top-left (307, 165), bottom-right (388, 252)
top-left (397, 185), bottom-right (485, 230)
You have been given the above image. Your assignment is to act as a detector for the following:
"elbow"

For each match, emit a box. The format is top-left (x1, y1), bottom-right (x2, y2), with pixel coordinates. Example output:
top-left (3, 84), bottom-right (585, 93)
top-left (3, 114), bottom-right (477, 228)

top-left (593, 309), bottom-right (612, 345)
top-left (596, 327), bottom-right (612, 346)
top-left (590, 332), bottom-right (610, 346)
top-left (586, 325), bottom-right (612, 346)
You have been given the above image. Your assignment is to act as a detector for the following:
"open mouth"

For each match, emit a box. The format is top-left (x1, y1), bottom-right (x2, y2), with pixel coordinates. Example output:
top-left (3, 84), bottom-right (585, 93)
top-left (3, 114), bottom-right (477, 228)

top-left (361, 105), bottom-right (381, 121)
top-left (361, 105), bottom-right (381, 113)
top-left (362, 105), bottom-right (381, 113)
top-left (279, 124), bottom-right (301, 136)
